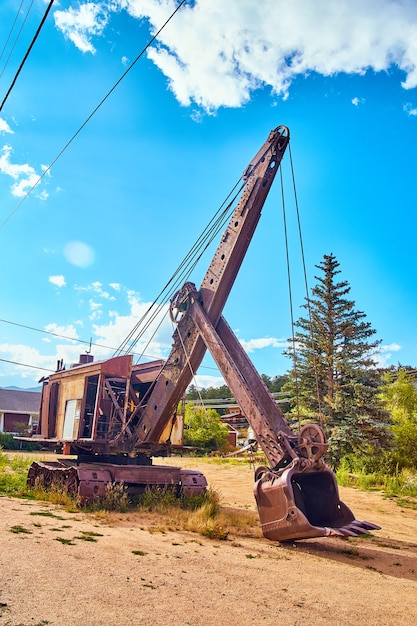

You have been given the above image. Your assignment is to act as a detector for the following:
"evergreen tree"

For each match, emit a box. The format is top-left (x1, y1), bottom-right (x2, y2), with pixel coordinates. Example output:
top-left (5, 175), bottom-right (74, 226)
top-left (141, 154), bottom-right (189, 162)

top-left (284, 253), bottom-right (391, 466)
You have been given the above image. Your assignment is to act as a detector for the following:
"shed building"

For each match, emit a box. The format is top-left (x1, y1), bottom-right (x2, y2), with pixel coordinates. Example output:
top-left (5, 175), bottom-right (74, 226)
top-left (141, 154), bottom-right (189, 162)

top-left (0, 388), bottom-right (41, 434)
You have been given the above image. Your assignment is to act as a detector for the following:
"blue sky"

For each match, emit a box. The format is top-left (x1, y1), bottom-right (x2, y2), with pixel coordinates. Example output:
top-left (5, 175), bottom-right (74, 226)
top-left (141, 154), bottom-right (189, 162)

top-left (0, 0), bottom-right (416, 390)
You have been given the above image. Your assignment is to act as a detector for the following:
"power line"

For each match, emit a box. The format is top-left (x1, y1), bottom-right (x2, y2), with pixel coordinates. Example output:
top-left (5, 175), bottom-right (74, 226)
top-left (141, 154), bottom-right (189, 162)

top-left (0, 0), bottom-right (35, 82)
top-left (0, 316), bottom-right (221, 373)
top-left (0, 316), bottom-right (154, 358)
top-left (0, 0), bottom-right (189, 230)
top-left (0, 357), bottom-right (54, 373)
top-left (0, 0), bottom-right (55, 112)
top-left (0, 0), bottom-right (26, 66)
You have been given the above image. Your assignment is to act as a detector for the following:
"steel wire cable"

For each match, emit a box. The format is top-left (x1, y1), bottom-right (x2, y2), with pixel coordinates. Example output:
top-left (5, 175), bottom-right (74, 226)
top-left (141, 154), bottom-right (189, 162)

top-left (288, 143), bottom-right (324, 426)
top-left (0, 0), bottom-right (55, 112)
top-left (0, 316), bottom-right (220, 374)
top-left (0, 0), bottom-right (35, 83)
top-left (279, 164), bottom-right (301, 430)
top-left (0, 0), bottom-right (26, 66)
top-left (114, 136), bottom-right (276, 358)
top-left (0, 0), bottom-right (189, 230)
top-left (113, 180), bottom-right (244, 357)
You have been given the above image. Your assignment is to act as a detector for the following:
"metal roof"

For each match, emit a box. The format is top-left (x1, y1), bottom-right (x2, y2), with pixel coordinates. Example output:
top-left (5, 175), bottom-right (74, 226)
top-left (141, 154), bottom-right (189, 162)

top-left (0, 388), bottom-right (41, 414)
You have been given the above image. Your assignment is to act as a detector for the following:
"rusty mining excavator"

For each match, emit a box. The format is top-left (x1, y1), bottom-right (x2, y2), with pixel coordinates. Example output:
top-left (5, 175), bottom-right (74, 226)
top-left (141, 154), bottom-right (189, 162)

top-left (23, 125), bottom-right (380, 541)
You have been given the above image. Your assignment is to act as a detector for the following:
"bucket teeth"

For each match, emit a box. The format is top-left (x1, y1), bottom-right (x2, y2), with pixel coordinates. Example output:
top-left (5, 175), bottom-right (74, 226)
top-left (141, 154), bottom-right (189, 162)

top-left (331, 520), bottom-right (382, 538)
top-left (356, 520), bottom-right (381, 531)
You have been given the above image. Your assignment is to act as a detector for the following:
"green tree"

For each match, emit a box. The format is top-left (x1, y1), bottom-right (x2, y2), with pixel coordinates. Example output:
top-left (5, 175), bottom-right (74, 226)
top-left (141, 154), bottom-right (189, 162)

top-left (380, 369), bottom-right (417, 469)
top-left (185, 384), bottom-right (231, 401)
top-left (183, 403), bottom-right (229, 452)
top-left (261, 373), bottom-right (289, 392)
top-left (284, 253), bottom-right (391, 467)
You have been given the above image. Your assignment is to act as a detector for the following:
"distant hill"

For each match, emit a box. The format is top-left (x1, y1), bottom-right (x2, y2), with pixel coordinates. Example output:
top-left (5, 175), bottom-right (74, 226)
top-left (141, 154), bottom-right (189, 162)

top-left (2, 386), bottom-right (42, 393)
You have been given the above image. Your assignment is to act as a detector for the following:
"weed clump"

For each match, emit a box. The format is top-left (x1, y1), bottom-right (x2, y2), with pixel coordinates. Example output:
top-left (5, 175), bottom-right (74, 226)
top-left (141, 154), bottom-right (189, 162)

top-left (100, 481), bottom-right (129, 512)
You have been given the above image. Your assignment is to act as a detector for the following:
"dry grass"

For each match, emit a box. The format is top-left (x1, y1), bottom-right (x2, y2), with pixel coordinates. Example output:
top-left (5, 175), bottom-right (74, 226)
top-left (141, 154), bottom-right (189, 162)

top-left (89, 486), bottom-right (261, 541)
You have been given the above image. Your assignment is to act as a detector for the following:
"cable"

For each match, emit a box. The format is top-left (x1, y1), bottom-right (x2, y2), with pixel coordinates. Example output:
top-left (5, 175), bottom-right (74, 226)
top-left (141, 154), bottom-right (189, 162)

top-left (113, 179), bottom-right (244, 357)
top-left (0, 0), bottom-right (55, 112)
top-left (115, 135), bottom-right (276, 357)
top-left (0, 316), bottom-right (220, 374)
top-left (288, 143), bottom-right (324, 427)
top-left (280, 164), bottom-right (301, 430)
top-left (0, 357), bottom-right (54, 373)
top-left (0, 314), bottom-right (173, 363)
top-left (0, 0), bottom-right (189, 230)
top-left (0, 0), bottom-right (35, 82)
top-left (114, 130), bottom-right (276, 360)
top-left (0, 0), bottom-right (25, 66)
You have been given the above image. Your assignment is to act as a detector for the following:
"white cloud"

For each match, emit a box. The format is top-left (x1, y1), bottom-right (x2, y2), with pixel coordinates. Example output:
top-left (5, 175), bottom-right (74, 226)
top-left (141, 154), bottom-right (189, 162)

top-left (92, 291), bottom-right (173, 360)
top-left (74, 280), bottom-right (116, 300)
top-left (0, 284), bottom-right (172, 385)
top-left (352, 96), bottom-right (365, 106)
top-left (88, 299), bottom-right (103, 320)
top-left (49, 275), bottom-right (66, 287)
top-left (0, 118), bottom-right (13, 134)
top-left (0, 144), bottom-right (45, 197)
top-left (44, 323), bottom-right (79, 341)
top-left (404, 102), bottom-right (417, 116)
top-left (37, 189), bottom-right (49, 201)
top-left (0, 343), bottom-right (57, 381)
top-left (54, 0), bottom-right (417, 111)
top-left (54, 1), bottom-right (112, 54)
top-left (373, 342), bottom-right (401, 367)
top-left (239, 336), bottom-right (288, 353)
top-left (192, 374), bottom-right (226, 390)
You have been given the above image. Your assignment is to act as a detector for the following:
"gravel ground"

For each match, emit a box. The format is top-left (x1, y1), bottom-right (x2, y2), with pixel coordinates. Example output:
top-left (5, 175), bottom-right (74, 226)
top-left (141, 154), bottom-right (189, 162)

top-left (1, 458), bottom-right (417, 626)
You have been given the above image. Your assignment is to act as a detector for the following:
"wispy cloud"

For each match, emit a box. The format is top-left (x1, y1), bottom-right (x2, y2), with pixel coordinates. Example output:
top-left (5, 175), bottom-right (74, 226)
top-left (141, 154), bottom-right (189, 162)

top-left (74, 280), bottom-right (116, 300)
top-left (404, 102), bottom-right (417, 116)
top-left (239, 336), bottom-right (288, 353)
top-left (54, 0), bottom-right (417, 110)
top-left (0, 144), bottom-right (46, 198)
top-left (49, 275), bottom-right (66, 288)
top-left (373, 342), bottom-right (402, 367)
top-left (0, 117), bottom-right (13, 134)
top-left (54, 1), bottom-right (112, 54)
top-left (43, 323), bottom-right (79, 342)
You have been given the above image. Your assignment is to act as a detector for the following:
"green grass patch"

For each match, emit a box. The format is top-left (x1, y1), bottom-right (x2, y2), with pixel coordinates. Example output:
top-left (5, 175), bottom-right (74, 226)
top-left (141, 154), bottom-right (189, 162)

top-left (29, 511), bottom-right (65, 519)
top-left (55, 537), bottom-right (75, 545)
top-left (75, 535), bottom-right (98, 542)
top-left (336, 461), bottom-right (417, 506)
top-left (9, 525), bottom-right (32, 534)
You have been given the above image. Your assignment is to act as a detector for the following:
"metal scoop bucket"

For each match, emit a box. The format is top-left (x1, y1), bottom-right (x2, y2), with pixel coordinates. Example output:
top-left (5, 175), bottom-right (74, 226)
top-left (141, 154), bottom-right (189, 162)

top-left (254, 460), bottom-right (380, 542)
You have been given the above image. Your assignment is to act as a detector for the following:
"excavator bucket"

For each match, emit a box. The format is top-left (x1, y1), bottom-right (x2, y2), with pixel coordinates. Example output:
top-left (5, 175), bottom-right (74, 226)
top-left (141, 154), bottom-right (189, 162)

top-left (254, 462), bottom-right (380, 542)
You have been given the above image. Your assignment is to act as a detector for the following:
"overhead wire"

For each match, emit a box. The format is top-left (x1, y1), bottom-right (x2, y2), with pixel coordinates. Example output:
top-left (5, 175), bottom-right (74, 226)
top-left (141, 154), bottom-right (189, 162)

top-left (0, 356), bottom-right (54, 373)
top-left (0, 0), bottom-right (35, 82)
top-left (0, 316), bottom-right (221, 373)
top-left (0, 0), bottom-right (55, 112)
top-left (0, 0), bottom-right (26, 67)
top-left (0, 0), bottom-right (189, 230)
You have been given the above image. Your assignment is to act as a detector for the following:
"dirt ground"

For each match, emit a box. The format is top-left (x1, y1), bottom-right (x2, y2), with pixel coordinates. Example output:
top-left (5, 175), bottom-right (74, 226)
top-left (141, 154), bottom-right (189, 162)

top-left (1, 456), bottom-right (417, 626)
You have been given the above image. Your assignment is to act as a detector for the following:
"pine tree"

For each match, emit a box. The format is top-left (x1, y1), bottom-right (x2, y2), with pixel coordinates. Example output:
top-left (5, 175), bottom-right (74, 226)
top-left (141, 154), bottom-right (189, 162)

top-left (285, 253), bottom-right (391, 466)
